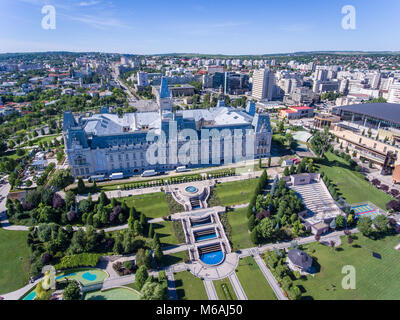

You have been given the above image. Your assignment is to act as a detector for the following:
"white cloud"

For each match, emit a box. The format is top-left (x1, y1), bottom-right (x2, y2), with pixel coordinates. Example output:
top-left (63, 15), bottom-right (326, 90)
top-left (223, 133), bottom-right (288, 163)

top-left (62, 13), bottom-right (131, 30)
top-left (79, 0), bottom-right (100, 7)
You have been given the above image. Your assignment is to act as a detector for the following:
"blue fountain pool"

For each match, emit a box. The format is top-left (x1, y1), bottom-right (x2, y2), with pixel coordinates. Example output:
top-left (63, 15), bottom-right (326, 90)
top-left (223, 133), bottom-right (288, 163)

top-left (195, 233), bottom-right (217, 242)
top-left (199, 250), bottom-right (224, 266)
top-left (23, 291), bottom-right (37, 300)
top-left (185, 186), bottom-right (198, 193)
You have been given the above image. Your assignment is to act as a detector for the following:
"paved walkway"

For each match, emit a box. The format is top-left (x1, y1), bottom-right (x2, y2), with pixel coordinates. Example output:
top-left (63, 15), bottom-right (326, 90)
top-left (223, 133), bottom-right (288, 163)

top-left (165, 269), bottom-right (178, 300)
top-left (203, 280), bottom-right (218, 300)
top-left (253, 252), bottom-right (288, 300)
top-left (228, 272), bottom-right (247, 300)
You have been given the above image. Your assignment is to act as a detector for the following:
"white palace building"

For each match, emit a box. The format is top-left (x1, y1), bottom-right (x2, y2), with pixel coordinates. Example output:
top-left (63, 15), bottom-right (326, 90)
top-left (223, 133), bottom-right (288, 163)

top-left (63, 77), bottom-right (272, 178)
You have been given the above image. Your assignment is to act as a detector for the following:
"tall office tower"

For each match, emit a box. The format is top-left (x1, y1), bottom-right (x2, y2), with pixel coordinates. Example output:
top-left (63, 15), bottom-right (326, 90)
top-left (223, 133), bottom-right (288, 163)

top-left (252, 69), bottom-right (275, 101)
top-left (388, 82), bottom-right (400, 103)
top-left (315, 69), bottom-right (328, 81)
top-left (371, 73), bottom-right (381, 90)
top-left (137, 72), bottom-right (149, 87)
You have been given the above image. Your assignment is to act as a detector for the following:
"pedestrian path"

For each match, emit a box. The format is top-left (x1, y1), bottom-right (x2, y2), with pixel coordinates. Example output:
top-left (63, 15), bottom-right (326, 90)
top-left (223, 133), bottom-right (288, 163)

top-left (203, 280), bottom-right (218, 300)
top-left (228, 272), bottom-right (247, 300)
top-left (253, 252), bottom-right (288, 300)
top-left (165, 269), bottom-right (178, 300)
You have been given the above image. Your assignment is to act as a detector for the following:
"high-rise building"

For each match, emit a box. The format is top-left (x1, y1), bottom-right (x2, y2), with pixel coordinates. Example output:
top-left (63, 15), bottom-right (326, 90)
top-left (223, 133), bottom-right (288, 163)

top-left (137, 72), bottom-right (149, 87)
top-left (252, 69), bottom-right (275, 101)
top-left (388, 82), bottom-right (400, 104)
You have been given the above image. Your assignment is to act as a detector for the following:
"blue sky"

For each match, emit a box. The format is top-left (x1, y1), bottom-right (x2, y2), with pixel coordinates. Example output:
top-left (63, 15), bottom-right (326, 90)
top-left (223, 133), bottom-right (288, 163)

top-left (0, 0), bottom-right (399, 54)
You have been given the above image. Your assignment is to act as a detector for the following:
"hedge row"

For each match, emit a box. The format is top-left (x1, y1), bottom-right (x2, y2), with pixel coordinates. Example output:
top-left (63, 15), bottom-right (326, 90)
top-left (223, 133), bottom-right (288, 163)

top-left (54, 253), bottom-right (102, 270)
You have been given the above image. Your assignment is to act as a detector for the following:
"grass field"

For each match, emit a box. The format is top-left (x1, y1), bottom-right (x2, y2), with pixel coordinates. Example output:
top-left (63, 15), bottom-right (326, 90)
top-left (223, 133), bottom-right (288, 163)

top-left (174, 271), bottom-right (208, 300)
top-left (20, 134), bottom-right (61, 147)
top-left (161, 251), bottom-right (187, 267)
top-left (0, 229), bottom-right (31, 295)
top-left (317, 152), bottom-right (394, 209)
top-left (153, 221), bottom-right (180, 247)
top-left (84, 287), bottom-right (140, 300)
top-left (228, 207), bottom-right (252, 250)
top-left (294, 234), bottom-right (400, 300)
top-left (213, 278), bottom-right (238, 300)
top-left (235, 256), bottom-right (277, 300)
top-left (214, 178), bottom-right (259, 207)
top-left (122, 192), bottom-right (169, 219)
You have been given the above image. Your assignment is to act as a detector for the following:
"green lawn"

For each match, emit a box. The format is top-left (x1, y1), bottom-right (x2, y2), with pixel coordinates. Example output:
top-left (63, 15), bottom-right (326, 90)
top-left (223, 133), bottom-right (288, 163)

top-left (235, 256), bottom-right (277, 300)
top-left (20, 134), bottom-right (61, 147)
top-left (161, 251), bottom-right (187, 267)
top-left (214, 178), bottom-right (259, 207)
top-left (317, 152), bottom-right (394, 209)
top-left (294, 234), bottom-right (400, 300)
top-left (174, 271), bottom-right (208, 300)
top-left (0, 229), bottom-right (31, 295)
top-left (122, 192), bottom-right (169, 219)
top-left (153, 221), bottom-right (180, 247)
top-left (228, 207), bottom-right (252, 250)
top-left (213, 278), bottom-right (238, 300)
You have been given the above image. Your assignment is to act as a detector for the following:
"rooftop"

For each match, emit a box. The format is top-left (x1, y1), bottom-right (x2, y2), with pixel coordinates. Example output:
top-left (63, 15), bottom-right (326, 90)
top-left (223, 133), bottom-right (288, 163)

top-left (336, 103), bottom-right (400, 126)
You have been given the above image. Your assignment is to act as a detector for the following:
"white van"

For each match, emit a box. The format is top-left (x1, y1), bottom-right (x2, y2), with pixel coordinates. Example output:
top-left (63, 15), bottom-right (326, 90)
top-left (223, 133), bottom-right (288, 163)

top-left (141, 170), bottom-right (157, 177)
top-left (176, 166), bottom-right (191, 173)
top-left (110, 172), bottom-right (124, 180)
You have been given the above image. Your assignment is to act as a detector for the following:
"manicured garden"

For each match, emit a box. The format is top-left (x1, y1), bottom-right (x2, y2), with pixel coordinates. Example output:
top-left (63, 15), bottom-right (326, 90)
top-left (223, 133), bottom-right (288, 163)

top-left (174, 271), bottom-right (208, 300)
top-left (213, 278), bottom-right (238, 300)
top-left (235, 256), bottom-right (276, 300)
top-left (293, 234), bottom-right (400, 300)
top-left (228, 208), bottom-right (253, 250)
top-left (317, 152), bottom-right (394, 209)
top-left (84, 287), bottom-right (140, 300)
top-left (122, 192), bottom-right (170, 219)
top-left (213, 178), bottom-right (259, 207)
top-left (0, 229), bottom-right (31, 295)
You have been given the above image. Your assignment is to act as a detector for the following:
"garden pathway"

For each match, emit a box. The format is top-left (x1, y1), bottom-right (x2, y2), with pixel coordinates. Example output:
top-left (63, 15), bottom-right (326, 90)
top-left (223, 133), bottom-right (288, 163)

top-left (203, 280), bottom-right (218, 300)
top-left (253, 252), bottom-right (288, 300)
top-left (228, 272), bottom-right (247, 300)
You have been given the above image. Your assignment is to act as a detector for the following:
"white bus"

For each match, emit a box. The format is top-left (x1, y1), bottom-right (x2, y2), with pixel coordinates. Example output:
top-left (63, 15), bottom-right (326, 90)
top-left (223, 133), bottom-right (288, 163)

top-left (88, 175), bottom-right (106, 183)
top-left (176, 166), bottom-right (191, 173)
top-left (110, 172), bottom-right (124, 180)
top-left (141, 170), bottom-right (157, 177)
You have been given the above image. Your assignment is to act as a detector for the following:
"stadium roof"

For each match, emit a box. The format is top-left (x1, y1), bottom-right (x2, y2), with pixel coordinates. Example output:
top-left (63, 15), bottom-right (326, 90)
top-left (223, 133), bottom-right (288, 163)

top-left (336, 103), bottom-right (400, 126)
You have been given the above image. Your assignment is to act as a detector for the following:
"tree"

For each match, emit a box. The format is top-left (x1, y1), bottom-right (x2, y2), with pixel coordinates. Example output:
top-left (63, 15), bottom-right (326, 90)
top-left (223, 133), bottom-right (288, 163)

top-left (144, 250), bottom-right (152, 269)
top-left (77, 177), bottom-right (86, 194)
top-left (248, 214), bottom-right (256, 231)
top-left (99, 191), bottom-right (109, 206)
top-left (140, 281), bottom-right (165, 300)
top-left (148, 223), bottom-right (155, 238)
top-left (135, 265), bottom-right (148, 290)
top-left (63, 281), bottom-right (81, 300)
top-left (154, 243), bottom-right (164, 264)
top-left (134, 220), bottom-right (143, 235)
top-left (135, 248), bottom-right (147, 267)
top-left (268, 157), bottom-right (271, 168)
top-left (357, 217), bottom-right (373, 237)
top-left (257, 218), bottom-right (276, 241)
top-left (373, 215), bottom-right (389, 233)
top-left (283, 166), bottom-right (290, 177)
top-left (50, 169), bottom-right (74, 190)
top-left (335, 215), bottom-right (345, 229)
top-left (65, 190), bottom-right (76, 210)
top-left (250, 228), bottom-right (259, 245)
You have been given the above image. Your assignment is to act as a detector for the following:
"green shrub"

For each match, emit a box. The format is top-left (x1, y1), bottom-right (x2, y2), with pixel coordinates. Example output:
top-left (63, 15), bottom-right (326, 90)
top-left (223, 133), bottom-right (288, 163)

top-left (54, 253), bottom-right (101, 270)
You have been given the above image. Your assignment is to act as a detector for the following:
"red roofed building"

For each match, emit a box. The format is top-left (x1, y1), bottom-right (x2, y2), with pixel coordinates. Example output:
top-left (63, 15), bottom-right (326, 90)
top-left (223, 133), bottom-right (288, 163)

top-left (279, 105), bottom-right (314, 119)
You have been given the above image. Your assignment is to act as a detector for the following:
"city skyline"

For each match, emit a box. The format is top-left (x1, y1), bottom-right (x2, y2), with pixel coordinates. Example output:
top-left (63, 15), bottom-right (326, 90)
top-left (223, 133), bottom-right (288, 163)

top-left (1, 0), bottom-right (400, 55)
